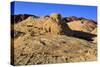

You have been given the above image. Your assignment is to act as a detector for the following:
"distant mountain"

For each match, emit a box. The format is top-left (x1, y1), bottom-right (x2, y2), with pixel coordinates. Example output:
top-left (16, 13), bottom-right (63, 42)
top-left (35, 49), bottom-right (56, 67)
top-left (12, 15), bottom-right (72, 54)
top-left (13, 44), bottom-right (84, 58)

top-left (11, 14), bottom-right (39, 24)
top-left (63, 16), bottom-right (97, 32)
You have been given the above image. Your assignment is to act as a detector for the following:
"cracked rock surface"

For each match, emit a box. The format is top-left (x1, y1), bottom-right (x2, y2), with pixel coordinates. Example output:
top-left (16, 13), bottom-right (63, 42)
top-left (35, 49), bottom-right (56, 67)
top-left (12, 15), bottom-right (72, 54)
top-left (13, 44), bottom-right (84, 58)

top-left (13, 34), bottom-right (97, 65)
top-left (11, 13), bottom-right (97, 65)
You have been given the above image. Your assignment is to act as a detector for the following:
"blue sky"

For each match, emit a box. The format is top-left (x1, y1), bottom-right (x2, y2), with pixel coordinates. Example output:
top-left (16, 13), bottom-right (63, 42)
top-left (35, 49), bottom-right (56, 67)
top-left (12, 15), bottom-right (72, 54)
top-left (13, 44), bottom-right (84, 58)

top-left (11, 1), bottom-right (97, 20)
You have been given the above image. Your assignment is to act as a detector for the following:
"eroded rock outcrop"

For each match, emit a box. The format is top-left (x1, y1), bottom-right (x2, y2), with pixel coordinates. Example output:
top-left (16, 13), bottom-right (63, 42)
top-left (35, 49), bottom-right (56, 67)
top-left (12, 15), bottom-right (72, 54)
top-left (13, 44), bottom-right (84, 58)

top-left (11, 13), bottom-right (97, 65)
top-left (91, 28), bottom-right (97, 35)
top-left (13, 35), bottom-right (97, 65)
top-left (14, 13), bottom-right (62, 35)
top-left (67, 20), bottom-right (97, 33)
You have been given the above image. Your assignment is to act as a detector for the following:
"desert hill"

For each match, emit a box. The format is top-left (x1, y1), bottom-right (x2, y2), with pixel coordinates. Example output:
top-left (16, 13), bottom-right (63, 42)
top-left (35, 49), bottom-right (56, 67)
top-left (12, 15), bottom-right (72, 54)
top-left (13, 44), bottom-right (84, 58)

top-left (13, 34), bottom-right (96, 65)
top-left (12, 13), bottom-right (97, 41)
top-left (11, 13), bottom-right (97, 65)
top-left (11, 14), bottom-right (38, 24)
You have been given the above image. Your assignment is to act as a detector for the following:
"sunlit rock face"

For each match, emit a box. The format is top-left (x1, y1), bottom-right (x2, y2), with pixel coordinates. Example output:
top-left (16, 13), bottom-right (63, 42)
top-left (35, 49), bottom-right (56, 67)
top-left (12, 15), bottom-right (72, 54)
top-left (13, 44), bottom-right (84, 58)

top-left (11, 13), bottom-right (97, 65)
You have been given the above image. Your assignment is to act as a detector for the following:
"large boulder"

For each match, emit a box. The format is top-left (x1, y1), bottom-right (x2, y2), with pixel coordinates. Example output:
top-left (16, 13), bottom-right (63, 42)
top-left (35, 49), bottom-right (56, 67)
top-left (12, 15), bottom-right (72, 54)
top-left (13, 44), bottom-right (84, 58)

top-left (50, 13), bottom-right (62, 23)
top-left (42, 13), bottom-right (62, 34)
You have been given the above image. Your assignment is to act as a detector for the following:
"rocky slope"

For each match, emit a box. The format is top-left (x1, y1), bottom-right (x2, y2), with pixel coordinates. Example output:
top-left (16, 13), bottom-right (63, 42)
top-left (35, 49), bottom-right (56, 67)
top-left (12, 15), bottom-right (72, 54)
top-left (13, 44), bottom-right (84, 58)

top-left (11, 13), bottom-right (97, 65)
top-left (13, 34), bottom-right (96, 65)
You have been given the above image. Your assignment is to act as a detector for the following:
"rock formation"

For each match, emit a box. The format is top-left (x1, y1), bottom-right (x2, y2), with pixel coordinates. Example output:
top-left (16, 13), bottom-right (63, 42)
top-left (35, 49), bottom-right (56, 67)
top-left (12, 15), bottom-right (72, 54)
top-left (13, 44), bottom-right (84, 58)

top-left (11, 13), bottom-right (97, 65)
top-left (91, 28), bottom-right (97, 35)
top-left (13, 35), bottom-right (96, 65)
top-left (14, 13), bottom-right (62, 35)
top-left (66, 19), bottom-right (97, 33)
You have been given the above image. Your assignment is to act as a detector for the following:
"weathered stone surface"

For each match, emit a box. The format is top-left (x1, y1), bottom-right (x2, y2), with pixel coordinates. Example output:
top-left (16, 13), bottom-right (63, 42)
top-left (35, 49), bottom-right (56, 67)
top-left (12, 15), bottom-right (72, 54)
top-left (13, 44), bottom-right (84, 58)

top-left (12, 13), bottom-right (97, 65)
top-left (67, 20), bottom-right (97, 33)
top-left (14, 35), bottom-right (97, 65)
top-left (91, 28), bottom-right (97, 35)
top-left (14, 13), bottom-right (62, 35)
